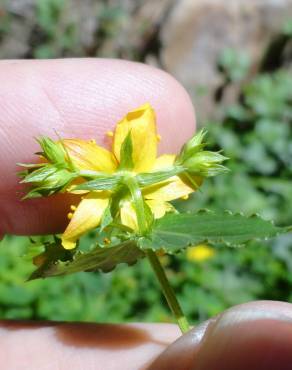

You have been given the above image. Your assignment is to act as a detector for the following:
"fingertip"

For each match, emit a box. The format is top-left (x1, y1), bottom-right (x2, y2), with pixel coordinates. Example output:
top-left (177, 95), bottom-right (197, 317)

top-left (150, 301), bottom-right (292, 370)
top-left (0, 58), bottom-right (196, 235)
top-left (196, 301), bottom-right (292, 370)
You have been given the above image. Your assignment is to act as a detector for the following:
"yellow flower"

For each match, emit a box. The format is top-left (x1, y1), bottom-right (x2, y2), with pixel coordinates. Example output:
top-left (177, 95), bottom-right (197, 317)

top-left (186, 244), bottom-right (215, 262)
top-left (61, 103), bottom-right (201, 249)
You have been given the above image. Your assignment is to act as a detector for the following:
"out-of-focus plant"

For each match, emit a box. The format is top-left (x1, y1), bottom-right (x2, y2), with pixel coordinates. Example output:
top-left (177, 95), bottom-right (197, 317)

top-left (0, 5), bottom-right (10, 41)
top-left (218, 48), bottom-right (251, 83)
top-left (33, 0), bottom-right (78, 58)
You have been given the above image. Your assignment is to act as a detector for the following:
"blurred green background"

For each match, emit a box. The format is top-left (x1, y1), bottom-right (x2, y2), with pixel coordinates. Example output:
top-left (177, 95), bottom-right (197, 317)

top-left (0, 0), bottom-right (292, 324)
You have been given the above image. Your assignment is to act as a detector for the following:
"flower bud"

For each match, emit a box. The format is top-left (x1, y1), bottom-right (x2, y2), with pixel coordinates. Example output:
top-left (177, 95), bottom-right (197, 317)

top-left (177, 129), bottom-right (207, 163)
top-left (37, 137), bottom-right (67, 165)
top-left (23, 167), bottom-right (76, 198)
top-left (183, 151), bottom-right (228, 177)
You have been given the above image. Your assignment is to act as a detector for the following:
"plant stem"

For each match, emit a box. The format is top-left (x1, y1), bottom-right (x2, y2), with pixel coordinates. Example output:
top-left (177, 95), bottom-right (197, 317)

top-left (146, 249), bottom-right (190, 334)
top-left (126, 175), bottom-right (190, 334)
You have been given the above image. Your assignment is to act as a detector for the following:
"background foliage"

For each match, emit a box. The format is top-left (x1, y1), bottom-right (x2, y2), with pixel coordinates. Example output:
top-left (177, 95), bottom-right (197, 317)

top-left (0, 3), bottom-right (292, 325)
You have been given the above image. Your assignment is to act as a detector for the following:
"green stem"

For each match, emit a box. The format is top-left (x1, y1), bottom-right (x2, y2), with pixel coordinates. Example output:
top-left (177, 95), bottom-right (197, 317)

top-left (126, 175), bottom-right (147, 234)
top-left (126, 175), bottom-right (190, 334)
top-left (146, 249), bottom-right (190, 334)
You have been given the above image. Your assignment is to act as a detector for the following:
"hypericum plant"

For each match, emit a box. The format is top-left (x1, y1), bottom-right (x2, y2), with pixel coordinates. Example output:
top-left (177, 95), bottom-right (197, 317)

top-left (19, 103), bottom-right (290, 333)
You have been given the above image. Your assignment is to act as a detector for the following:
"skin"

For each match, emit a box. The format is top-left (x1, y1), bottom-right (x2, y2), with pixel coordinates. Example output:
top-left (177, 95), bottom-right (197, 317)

top-left (1, 59), bottom-right (292, 370)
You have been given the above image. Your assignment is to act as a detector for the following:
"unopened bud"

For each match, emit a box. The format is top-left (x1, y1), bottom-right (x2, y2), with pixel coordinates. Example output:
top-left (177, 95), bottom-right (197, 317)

top-left (184, 151), bottom-right (228, 177)
top-left (177, 129), bottom-right (207, 163)
top-left (22, 166), bottom-right (77, 199)
top-left (37, 137), bottom-right (67, 165)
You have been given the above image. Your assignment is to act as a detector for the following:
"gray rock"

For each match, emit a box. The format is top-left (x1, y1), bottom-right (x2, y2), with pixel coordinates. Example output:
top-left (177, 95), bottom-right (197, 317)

top-left (160, 0), bottom-right (292, 121)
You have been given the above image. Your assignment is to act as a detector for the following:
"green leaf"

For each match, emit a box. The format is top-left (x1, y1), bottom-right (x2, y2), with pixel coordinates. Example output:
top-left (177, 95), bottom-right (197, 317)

top-left (30, 241), bottom-right (144, 278)
top-left (139, 210), bottom-right (290, 253)
top-left (28, 238), bottom-right (74, 280)
top-left (119, 131), bottom-right (134, 170)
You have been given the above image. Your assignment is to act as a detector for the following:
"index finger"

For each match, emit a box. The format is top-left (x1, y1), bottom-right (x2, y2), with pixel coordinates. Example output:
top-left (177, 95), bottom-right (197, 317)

top-left (0, 58), bottom-right (196, 236)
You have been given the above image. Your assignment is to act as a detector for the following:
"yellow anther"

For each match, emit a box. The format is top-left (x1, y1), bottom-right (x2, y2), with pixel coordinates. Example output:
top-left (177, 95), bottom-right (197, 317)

top-left (70, 205), bottom-right (77, 211)
top-left (103, 237), bottom-right (110, 245)
top-left (89, 139), bottom-right (96, 144)
top-left (181, 194), bottom-right (189, 200)
top-left (67, 212), bottom-right (73, 220)
top-left (157, 134), bottom-right (161, 142)
top-left (106, 131), bottom-right (114, 137)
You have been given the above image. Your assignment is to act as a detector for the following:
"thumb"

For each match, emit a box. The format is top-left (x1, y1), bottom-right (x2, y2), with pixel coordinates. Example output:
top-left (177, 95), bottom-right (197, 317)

top-left (148, 301), bottom-right (292, 370)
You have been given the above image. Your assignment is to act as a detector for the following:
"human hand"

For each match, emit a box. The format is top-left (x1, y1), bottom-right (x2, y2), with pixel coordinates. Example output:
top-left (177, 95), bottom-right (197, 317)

top-left (1, 59), bottom-right (292, 370)
top-left (1, 301), bottom-right (292, 369)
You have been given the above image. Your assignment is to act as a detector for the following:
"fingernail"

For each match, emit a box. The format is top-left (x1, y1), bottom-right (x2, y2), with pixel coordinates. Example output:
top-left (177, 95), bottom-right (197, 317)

top-left (214, 301), bottom-right (292, 333)
top-left (195, 302), bottom-right (292, 370)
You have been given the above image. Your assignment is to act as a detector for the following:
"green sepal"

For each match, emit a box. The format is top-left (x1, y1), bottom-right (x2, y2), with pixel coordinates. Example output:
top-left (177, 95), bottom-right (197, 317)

top-left (136, 166), bottom-right (183, 187)
top-left (30, 240), bottom-right (144, 279)
top-left (18, 162), bottom-right (46, 170)
top-left (100, 202), bottom-right (113, 231)
top-left (139, 210), bottom-right (291, 253)
top-left (74, 174), bottom-right (122, 191)
top-left (20, 165), bottom-right (58, 183)
top-left (118, 131), bottom-right (134, 170)
top-left (125, 176), bottom-right (153, 234)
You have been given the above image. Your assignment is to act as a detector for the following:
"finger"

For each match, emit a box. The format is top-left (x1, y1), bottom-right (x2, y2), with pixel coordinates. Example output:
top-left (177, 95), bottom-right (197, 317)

top-left (0, 321), bottom-right (180, 370)
top-left (0, 59), bottom-right (195, 236)
top-left (149, 301), bottom-right (292, 370)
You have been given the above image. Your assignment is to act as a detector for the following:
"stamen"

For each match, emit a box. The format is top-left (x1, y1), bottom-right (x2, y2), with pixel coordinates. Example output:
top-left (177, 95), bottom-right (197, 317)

top-left (106, 131), bottom-right (114, 137)
top-left (157, 134), bottom-right (161, 142)
top-left (103, 238), bottom-right (110, 245)
top-left (70, 205), bottom-right (77, 211)
top-left (181, 195), bottom-right (189, 200)
top-left (67, 212), bottom-right (73, 220)
top-left (89, 139), bottom-right (96, 144)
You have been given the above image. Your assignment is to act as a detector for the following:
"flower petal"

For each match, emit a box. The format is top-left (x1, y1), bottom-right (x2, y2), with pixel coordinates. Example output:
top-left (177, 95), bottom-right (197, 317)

top-left (113, 103), bottom-right (158, 172)
top-left (143, 176), bottom-right (197, 202)
top-left (61, 192), bottom-right (109, 249)
top-left (63, 139), bottom-right (117, 173)
top-left (120, 200), bottom-right (138, 231)
top-left (186, 244), bottom-right (215, 262)
top-left (146, 199), bottom-right (174, 219)
top-left (152, 154), bottom-right (176, 170)
top-left (144, 154), bottom-right (203, 201)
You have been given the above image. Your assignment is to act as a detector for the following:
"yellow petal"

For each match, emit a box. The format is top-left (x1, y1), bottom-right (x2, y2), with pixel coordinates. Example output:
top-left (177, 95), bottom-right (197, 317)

top-left (146, 199), bottom-right (174, 219)
top-left (186, 244), bottom-right (215, 262)
top-left (63, 139), bottom-right (117, 173)
top-left (113, 103), bottom-right (158, 172)
top-left (66, 178), bottom-right (89, 195)
top-left (152, 154), bottom-right (176, 170)
top-left (61, 192), bottom-right (109, 249)
top-left (143, 177), bottom-right (193, 202)
top-left (144, 154), bottom-right (203, 201)
top-left (120, 200), bottom-right (138, 231)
